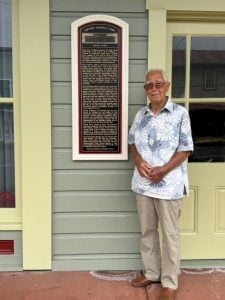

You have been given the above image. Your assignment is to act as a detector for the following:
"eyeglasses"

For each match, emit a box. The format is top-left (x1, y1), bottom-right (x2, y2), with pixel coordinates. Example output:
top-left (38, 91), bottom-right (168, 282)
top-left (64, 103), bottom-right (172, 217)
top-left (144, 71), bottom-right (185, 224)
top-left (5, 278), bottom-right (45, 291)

top-left (144, 81), bottom-right (168, 90)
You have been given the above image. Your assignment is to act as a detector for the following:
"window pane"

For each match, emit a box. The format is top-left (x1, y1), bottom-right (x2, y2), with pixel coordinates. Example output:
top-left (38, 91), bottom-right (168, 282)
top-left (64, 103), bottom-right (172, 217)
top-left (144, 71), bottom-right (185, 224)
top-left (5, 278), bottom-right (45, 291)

top-left (0, 104), bottom-right (15, 207)
top-left (190, 37), bottom-right (225, 98)
top-left (189, 103), bottom-right (225, 162)
top-left (0, 0), bottom-right (13, 98)
top-left (172, 36), bottom-right (186, 98)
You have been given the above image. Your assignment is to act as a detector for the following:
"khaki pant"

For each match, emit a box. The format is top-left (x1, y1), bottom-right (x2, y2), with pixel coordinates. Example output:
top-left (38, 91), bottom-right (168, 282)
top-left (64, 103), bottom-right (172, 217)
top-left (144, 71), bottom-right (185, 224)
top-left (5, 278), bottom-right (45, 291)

top-left (136, 193), bottom-right (182, 290)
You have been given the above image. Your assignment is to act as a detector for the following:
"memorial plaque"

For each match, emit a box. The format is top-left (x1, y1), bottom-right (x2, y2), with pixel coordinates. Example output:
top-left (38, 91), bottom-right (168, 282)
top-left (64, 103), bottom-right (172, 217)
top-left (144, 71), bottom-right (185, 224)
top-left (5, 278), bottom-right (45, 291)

top-left (72, 15), bottom-right (129, 160)
top-left (79, 22), bottom-right (121, 154)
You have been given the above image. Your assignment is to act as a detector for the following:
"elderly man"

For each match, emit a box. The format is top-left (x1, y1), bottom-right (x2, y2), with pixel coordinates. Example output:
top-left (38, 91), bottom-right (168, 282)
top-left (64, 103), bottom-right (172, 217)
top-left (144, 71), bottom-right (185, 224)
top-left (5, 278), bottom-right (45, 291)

top-left (129, 69), bottom-right (193, 300)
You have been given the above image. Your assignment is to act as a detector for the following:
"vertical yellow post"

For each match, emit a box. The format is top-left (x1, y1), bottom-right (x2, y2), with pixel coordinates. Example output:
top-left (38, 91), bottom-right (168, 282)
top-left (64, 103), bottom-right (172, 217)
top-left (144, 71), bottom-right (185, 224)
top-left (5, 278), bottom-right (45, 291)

top-left (148, 10), bottom-right (167, 70)
top-left (19, 0), bottom-right (51, 269)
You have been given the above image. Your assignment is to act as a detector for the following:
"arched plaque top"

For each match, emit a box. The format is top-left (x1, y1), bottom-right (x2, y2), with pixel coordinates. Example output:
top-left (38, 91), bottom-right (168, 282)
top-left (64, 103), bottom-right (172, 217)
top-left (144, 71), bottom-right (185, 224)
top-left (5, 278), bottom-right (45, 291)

top-left (71, 14), bottom-right (129, 30)
top-left (71, 15), bottom-right (129, 160)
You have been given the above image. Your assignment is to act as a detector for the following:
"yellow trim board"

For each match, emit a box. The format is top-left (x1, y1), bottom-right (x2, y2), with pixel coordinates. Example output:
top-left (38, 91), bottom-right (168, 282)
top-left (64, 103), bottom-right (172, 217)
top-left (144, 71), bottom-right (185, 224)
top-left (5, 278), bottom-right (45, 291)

top-left (148, 10), bottom-right (167, 70)
top-left (147, 0), bottom-right (225, 11)
top-left (19, 0), bottom-right (51, 269)
top-left (167, 11), bottom-right (225, 23)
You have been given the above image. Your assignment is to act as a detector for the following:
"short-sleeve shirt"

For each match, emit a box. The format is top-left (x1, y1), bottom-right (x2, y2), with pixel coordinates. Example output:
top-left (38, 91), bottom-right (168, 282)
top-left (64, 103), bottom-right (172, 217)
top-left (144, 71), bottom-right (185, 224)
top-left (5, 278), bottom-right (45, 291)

top-left (128, 98), bottom-right (194, 200)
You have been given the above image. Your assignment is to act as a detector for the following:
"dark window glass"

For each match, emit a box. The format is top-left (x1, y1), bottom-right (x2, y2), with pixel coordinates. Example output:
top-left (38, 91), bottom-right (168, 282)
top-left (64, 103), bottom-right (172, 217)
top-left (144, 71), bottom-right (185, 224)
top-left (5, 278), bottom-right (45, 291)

top-left (172, 36), bottom-right (186, 98)
top-left (190, 37), bottom-right (225, 98)
top-left (0, 104), bottom-right (15, 207)
top-left (176, 102), bottom-right (185, 107)
top-left (189, 103), bottom-right (225, 162)
top-left (0, 0), bottom-right (13, 98)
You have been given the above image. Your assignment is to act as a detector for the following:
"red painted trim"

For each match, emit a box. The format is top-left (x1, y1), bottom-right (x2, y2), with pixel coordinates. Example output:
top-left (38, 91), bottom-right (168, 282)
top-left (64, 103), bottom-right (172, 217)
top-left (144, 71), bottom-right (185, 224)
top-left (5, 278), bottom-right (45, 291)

top-left (0, 240), bottom-right (14, 255)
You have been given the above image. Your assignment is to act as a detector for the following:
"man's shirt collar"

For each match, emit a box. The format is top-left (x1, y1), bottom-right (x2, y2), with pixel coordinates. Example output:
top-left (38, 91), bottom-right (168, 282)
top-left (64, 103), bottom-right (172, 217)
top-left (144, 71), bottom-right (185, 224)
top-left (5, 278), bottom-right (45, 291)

top-left (144, 96), bottom-right (173, 115)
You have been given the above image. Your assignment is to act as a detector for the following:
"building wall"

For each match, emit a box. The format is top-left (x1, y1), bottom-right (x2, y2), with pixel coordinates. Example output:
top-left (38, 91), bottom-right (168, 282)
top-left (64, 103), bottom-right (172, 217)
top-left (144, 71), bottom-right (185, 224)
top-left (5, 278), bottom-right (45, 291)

top-left (50, 0), bottom-right (148, 270)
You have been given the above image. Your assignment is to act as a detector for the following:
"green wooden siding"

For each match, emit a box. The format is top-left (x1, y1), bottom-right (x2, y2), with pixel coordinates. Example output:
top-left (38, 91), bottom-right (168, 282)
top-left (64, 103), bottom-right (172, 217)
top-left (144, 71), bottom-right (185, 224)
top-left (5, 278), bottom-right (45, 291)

top-left (51, 0), bottom-right (148, 270)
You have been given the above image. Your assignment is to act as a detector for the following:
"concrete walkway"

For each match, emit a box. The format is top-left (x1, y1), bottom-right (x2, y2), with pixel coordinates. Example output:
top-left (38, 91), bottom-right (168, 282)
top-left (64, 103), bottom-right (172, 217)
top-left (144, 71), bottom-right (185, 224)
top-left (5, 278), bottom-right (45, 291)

top-left (0, 269), bottom-right (224, 300)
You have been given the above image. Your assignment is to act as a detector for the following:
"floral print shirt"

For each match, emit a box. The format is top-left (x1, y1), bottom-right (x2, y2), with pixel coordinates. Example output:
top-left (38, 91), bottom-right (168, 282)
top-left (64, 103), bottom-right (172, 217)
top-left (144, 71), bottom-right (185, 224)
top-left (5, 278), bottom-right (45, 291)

top-left (128, 98), bottom-right (194, 200)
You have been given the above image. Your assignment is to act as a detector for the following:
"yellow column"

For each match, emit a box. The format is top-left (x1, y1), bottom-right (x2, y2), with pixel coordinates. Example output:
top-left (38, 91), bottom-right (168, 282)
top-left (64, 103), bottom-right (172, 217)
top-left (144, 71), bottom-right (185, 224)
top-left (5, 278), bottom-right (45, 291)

top-left (19, 0), bottom-right (51, 269)
top-left (148, 9), bottom-right (167, 70)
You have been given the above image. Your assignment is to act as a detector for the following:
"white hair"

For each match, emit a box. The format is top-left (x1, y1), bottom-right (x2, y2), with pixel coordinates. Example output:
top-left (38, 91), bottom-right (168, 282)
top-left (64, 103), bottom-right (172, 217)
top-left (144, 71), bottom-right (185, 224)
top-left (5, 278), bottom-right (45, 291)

top-left (145, 68), bottom-right (168, 82)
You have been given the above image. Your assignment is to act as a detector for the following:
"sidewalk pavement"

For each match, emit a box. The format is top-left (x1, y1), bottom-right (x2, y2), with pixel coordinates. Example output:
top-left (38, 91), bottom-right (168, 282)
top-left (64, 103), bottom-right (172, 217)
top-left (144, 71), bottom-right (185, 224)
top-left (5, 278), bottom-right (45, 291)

top-left (0, 268), bottom-right (224, 300)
